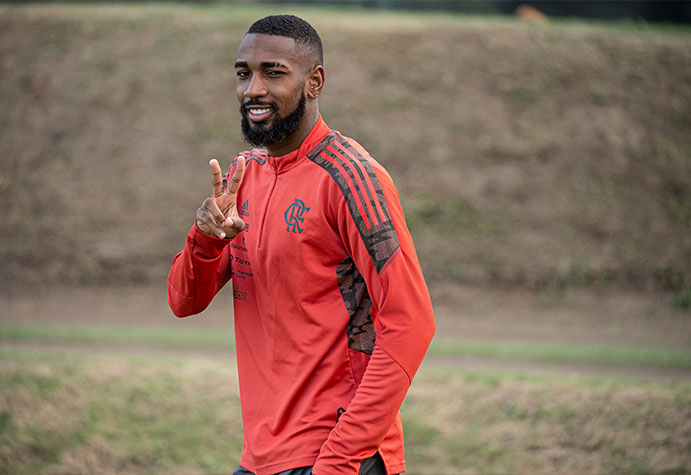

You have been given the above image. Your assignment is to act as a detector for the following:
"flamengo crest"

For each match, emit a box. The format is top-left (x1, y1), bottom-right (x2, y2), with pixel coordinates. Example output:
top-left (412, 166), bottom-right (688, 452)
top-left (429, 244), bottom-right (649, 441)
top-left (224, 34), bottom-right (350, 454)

top-left (284, 199), bottom-right (310, 234)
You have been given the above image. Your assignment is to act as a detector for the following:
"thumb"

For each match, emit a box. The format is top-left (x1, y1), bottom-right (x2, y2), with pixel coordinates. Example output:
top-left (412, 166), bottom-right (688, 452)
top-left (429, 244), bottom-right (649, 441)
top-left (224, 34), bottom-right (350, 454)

top-left (224, 216), bottom-right (246, 233)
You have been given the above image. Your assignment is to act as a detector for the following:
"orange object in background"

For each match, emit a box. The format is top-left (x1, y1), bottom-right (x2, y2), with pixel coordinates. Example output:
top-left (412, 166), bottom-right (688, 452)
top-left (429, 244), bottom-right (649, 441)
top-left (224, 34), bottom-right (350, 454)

top-left (516, 4), bottom-right (549, 23)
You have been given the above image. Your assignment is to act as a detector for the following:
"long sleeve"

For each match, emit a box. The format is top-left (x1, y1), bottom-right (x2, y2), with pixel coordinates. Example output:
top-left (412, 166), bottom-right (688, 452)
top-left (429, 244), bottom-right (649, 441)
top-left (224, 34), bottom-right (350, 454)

top-left (167, 223), bottom-right (233, 317)
top-left (313, 157), bottom-right (436, 474)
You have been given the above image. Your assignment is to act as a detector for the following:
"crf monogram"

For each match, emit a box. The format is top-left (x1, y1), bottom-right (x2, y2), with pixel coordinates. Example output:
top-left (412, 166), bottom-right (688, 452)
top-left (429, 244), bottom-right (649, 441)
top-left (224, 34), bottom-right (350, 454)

top-left (284, 199), bottom-right (310, 233)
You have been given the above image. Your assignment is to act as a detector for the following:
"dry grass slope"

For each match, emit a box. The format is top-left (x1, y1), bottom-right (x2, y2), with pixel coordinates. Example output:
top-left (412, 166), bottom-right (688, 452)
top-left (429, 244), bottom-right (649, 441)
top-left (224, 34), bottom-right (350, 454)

top-left (1, 4), bottom-right (690, 296)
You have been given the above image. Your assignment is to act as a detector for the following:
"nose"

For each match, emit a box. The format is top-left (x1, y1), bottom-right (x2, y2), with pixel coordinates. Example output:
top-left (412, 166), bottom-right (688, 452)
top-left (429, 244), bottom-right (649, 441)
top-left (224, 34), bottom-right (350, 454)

top-left (244, 75), bottom-right (267, 100)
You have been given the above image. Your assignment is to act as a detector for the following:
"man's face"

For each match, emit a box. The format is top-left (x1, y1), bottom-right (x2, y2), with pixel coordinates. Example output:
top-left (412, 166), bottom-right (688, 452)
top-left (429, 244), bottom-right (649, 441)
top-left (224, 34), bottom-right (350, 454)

top-left (235, 33), bottom-right (310, 148)
top-left (240, 90), bottom-right (306, 149)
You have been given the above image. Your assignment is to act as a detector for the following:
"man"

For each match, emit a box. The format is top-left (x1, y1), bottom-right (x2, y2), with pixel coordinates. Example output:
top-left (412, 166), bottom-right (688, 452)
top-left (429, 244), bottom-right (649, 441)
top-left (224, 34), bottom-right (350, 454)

top-left (168, 15), bottom-right (435, 475)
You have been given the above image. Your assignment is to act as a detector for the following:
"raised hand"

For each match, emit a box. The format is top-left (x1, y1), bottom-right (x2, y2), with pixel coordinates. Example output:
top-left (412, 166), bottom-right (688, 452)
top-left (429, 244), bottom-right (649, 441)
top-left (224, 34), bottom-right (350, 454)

top-left (196, 157), bottom-right (246, 239)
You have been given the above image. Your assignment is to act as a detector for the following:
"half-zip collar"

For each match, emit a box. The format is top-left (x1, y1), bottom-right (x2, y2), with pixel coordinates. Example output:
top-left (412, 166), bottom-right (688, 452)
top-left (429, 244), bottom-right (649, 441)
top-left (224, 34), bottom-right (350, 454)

top-left (267, 115), bottom-right (331, 173)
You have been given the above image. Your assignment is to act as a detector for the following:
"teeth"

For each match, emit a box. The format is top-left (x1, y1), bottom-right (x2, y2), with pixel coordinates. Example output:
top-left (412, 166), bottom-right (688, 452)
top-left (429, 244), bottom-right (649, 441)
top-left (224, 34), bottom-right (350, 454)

top-left (249, 108), bottom-right (271, 115)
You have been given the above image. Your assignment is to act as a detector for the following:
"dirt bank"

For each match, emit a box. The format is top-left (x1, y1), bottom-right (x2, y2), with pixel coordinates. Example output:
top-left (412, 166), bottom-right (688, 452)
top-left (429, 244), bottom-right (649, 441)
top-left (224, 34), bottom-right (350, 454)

top-left (1, 5), bottom-right (690, 292)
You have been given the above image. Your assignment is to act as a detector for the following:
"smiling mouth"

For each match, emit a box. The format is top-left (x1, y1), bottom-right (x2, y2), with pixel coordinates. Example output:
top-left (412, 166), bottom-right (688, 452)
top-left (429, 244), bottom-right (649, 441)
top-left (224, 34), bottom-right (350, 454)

top-left (246, 106), bottom-right (273, 123)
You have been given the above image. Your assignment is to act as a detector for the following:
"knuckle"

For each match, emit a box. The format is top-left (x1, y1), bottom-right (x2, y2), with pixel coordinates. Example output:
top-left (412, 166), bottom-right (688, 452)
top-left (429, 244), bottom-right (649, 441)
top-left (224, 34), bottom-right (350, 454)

top-left (232, 218), bottom-right (245, 230)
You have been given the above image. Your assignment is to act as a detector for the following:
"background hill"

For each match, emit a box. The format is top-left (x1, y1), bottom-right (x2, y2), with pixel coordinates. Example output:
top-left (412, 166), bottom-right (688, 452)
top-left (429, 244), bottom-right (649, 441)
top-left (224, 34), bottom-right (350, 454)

top-left (1, 4), bottom-right (689, 303)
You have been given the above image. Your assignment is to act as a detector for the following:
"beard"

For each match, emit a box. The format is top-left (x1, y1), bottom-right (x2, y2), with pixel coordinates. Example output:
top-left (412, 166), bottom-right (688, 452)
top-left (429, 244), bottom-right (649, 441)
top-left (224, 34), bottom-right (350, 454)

top-left (240, 92), bottom-right (306, 148)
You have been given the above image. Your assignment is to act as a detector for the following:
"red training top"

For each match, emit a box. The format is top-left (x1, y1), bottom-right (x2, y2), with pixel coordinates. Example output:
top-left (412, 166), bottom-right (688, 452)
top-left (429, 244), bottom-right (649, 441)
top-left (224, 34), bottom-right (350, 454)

top-left (168, 117), bottom-right (435, 475)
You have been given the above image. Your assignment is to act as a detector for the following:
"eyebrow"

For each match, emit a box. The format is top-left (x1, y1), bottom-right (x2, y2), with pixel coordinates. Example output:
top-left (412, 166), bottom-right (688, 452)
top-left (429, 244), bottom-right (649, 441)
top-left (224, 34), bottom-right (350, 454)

top-left (234, 61), bottom-right (288, 69)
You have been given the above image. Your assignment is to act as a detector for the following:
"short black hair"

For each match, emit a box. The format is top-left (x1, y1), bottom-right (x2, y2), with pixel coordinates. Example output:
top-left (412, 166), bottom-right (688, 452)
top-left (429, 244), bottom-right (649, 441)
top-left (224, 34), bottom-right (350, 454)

top-left (247, 15), bottom-right (323, 67)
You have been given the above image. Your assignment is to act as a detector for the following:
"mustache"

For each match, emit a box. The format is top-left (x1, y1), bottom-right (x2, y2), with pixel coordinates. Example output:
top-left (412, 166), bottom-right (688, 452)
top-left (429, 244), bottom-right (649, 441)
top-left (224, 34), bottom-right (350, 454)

top-left (240, 100), bottom-right (276, 114)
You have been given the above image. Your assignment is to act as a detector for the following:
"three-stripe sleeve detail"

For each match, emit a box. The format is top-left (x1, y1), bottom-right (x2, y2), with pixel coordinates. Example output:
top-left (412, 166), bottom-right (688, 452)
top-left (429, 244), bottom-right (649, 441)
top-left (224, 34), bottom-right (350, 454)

top-left (308, 133), bottom-right (400, 273)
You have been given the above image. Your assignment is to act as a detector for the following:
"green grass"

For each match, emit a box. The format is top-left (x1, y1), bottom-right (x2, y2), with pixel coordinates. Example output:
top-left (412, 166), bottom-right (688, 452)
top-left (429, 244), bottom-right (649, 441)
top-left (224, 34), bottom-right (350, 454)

top-left (402, 367), bottom-right (691, 474)
top-left (3, 323), bottom-right (690, 370)
top-left (0, 348), bottom-right (243, 474)
top-left (0, 323), bottom-right (235, 350)
top-left (1, 347), bottom-right (689, 474)
top-left (430, 338), bottom-right (691, 370)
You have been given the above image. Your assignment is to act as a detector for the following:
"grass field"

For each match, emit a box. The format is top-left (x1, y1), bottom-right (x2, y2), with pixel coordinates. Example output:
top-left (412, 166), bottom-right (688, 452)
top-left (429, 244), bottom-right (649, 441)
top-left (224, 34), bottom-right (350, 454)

top-left (2, 285), bottom-right (690, 474)
top-left (2, 268), bottom-right (690, 475)
top-left (1, 344), bottom-right (690, 475)
top-left (2, 323), bottom-right (691, 371)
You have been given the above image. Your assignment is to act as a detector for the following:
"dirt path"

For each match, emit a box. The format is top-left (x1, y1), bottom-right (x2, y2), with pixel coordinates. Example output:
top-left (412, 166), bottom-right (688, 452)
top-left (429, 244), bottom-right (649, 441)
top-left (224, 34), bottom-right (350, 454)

top-left (4, 284), bottom-right (688, 345)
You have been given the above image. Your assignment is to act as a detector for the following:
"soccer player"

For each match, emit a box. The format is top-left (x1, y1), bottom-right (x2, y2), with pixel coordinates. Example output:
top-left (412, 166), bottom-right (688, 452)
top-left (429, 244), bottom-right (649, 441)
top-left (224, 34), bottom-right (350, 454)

top-left (168, 15), bottom-right (435, 475)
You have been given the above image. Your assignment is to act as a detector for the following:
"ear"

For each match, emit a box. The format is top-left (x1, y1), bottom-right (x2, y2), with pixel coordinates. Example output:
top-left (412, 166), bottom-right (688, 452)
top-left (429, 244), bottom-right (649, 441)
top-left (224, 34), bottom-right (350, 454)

top-left (306, 65), bottom-right (325, 100)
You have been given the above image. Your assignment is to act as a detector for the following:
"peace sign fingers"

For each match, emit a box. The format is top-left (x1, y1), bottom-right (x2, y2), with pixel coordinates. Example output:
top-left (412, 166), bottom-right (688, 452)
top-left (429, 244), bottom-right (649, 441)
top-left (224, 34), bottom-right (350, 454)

top-left (226, 156), bottom-right (246, 195)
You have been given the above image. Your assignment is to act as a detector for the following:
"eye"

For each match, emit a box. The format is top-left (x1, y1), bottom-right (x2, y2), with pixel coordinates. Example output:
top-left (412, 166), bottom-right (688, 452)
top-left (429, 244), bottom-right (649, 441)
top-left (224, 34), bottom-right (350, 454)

top-left (266, 70), bottom-right (285, 78)
top-left (236, 70), bottom-right (250, 79)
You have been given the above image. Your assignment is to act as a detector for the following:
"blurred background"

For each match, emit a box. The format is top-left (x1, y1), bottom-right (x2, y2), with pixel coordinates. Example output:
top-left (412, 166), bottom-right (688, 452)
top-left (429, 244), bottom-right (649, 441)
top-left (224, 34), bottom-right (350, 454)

top-left (1, 1), bottom-right (690, 474)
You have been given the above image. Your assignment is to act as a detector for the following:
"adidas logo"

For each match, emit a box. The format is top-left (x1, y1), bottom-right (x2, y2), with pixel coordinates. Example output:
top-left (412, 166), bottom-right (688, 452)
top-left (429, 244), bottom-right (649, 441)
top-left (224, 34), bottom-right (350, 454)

top-left (239, 199), bottom-right (250, 218)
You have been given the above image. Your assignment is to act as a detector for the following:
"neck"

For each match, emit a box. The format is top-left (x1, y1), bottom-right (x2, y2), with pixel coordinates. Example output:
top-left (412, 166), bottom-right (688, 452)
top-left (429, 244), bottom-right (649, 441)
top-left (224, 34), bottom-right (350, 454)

top-left (267, 108), bottom-right (319, 157)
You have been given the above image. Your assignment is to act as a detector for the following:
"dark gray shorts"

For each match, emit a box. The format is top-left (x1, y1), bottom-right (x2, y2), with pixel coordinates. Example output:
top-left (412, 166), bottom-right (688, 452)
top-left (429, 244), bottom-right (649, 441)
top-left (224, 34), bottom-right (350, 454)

top-left (232, 452), bottom-right (391, 475)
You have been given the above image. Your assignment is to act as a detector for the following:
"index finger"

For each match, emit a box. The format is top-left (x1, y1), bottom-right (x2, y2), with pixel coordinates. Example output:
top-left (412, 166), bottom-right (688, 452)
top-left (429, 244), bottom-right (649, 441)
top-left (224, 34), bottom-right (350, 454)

top-left (209, 159), bottom-right (223, 198)
top-left (227, 156), bottom-right (246, 195)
